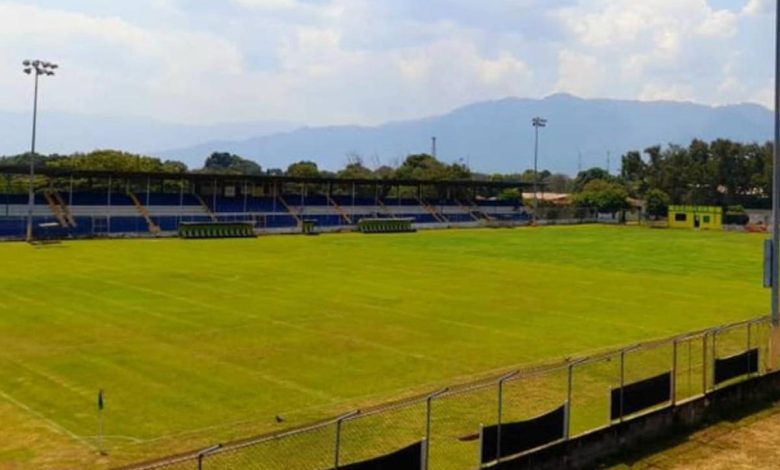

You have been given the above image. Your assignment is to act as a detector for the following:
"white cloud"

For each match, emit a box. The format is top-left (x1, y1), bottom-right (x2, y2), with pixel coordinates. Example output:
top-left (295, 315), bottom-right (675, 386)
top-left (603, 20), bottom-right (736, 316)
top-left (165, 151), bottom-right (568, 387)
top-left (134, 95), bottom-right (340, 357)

top-left (0, 0), bottom-right (774, 127)
top-left (742, 0), bottom-right (772, 16)
top-left (554, 49), bottom-right (605, 97)
top-left (697, 9), bottom-right (738, 37)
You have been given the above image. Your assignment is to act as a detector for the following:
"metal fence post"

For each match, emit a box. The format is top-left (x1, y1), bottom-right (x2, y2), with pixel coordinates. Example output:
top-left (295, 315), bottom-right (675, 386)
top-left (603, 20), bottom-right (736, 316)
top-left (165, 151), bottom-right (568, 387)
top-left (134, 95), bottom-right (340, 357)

top-left (425, 389), bottom-right (447, 470)
top-left (334, 418), bottom-right (343, 469)
top-left (196, 445), bottom-right (221, 470)
top-left (420, 439), bottom-right (428, 470)
top-left (672, 338), bottom-right (678, 405)
top-left (702, 332), bottom-right (708, 394)
top-left (747, 321), bottom-right (753, 377)
top-left (333, 411), bottom-right (359, 469)
top-left (619, 349), bottom-right (626, 422)
top-left (565, 363), bottom-right (573, 439)
top-left (712, 329), bottom-right (719, 390)
top-left (478, 425), bottom-right (484, 469)
top-left (496, 371), bottom-right (518, 462)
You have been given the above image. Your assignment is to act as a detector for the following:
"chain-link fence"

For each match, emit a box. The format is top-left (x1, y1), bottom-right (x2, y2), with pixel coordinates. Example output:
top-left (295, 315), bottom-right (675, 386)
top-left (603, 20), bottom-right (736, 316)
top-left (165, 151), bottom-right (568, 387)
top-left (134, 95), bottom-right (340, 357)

top-left (118, 316), bottom-right (774, 470)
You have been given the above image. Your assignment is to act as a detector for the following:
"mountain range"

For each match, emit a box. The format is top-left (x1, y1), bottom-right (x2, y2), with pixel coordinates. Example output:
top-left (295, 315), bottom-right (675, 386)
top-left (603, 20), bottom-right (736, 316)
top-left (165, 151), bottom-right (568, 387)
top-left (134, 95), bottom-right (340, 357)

top-left (1, 94), bottom-right (772, 175)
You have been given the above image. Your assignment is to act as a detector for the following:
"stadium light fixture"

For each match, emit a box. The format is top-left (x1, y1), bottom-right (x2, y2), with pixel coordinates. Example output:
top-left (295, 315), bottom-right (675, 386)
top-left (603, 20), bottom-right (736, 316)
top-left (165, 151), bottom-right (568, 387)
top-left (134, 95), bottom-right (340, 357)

top-left (531, 117), bottom-right (547, 224)
top-left (22, 59), bottom-right (58, 242)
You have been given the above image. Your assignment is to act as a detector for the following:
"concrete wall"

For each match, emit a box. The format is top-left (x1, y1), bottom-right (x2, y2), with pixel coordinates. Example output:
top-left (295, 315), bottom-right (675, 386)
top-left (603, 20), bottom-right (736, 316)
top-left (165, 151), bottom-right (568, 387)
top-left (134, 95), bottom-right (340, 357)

top-left (496, 371), bottom-right (780, 470)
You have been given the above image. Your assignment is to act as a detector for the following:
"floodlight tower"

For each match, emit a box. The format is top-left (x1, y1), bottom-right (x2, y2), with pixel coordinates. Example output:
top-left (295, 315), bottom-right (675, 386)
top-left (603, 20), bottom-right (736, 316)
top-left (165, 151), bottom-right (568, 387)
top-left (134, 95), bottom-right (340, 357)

top-left (531, 117), bottom-right (547, 223)
top-left (22, 59), bottom-right (58, 241)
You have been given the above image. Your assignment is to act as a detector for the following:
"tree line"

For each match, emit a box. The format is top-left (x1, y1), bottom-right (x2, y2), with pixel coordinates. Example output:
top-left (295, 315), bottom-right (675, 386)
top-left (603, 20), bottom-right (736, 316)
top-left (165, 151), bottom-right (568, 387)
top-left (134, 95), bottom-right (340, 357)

top-left (0, 138), bottom-right (773, 213)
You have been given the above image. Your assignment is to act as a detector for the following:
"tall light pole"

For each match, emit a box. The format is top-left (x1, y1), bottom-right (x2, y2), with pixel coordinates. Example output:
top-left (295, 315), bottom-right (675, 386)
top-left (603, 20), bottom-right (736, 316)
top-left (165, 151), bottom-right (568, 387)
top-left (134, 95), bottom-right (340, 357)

top-left (531, 117), bottom-right (547, 223)
top-left (22, 59), bottom-right (58, 242)
top-left (772, 1), bottom-right (780, 328)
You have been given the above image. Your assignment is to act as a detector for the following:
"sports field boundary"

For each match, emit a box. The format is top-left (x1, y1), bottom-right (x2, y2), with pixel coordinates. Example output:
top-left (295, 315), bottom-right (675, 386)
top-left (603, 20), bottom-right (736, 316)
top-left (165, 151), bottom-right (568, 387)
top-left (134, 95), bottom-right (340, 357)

top-left (115, 315), bottom-right (773, 470)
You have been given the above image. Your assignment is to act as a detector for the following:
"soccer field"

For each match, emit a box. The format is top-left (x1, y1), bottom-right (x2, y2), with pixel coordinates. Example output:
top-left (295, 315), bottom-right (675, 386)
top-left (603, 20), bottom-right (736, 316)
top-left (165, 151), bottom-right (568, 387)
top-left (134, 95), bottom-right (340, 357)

top-left (0, 225), bottom-right (768, 469)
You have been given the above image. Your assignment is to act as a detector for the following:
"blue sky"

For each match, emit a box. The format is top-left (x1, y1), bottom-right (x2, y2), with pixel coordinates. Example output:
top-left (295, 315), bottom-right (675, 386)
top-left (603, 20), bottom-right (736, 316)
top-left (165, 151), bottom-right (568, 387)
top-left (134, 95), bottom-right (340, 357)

top-left (0, 0), bottom-right (774, 126)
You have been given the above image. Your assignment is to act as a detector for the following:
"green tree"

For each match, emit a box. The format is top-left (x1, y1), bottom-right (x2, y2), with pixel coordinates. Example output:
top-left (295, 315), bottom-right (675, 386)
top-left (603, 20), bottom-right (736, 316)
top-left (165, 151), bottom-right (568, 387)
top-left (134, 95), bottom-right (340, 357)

top-left (572, 167), bottom-right (614, 192)
top-left (573, 179), bottom-right (629, 214)
top-left (620, 151), bottom-right (646, 196)
top-left (47, 149), bottom-right (187, 173)
top-left (645, 189), bottom-right (670, 219)
top-left (202, 152), bottom-right (262, 175)
top-left (337, 154), bottom-right (374, 179)
top-left (286, 161), bottom-right (320, 178)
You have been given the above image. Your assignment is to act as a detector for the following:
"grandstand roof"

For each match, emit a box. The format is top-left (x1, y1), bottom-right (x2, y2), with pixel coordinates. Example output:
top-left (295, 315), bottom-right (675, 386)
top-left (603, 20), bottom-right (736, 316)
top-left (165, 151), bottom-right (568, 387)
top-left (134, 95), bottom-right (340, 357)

top-left (0, 165), bottom-right (536, 189)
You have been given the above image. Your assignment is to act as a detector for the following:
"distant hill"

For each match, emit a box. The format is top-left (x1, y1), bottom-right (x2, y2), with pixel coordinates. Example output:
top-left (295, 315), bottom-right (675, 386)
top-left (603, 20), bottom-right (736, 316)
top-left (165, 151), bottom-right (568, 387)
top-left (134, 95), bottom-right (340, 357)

top-left (159, 94), bottom-right (773, 175)
top-left (0, 111), bottom-right (296, 166)
top-left (1, 94), bottom-right (771, 175)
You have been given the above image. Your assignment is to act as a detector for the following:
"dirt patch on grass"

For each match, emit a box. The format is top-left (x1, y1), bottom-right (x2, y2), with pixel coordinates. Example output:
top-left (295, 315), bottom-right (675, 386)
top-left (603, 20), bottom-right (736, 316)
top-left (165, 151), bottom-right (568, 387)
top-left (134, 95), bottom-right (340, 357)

top-left (610, 402), bottom-right (780, 469)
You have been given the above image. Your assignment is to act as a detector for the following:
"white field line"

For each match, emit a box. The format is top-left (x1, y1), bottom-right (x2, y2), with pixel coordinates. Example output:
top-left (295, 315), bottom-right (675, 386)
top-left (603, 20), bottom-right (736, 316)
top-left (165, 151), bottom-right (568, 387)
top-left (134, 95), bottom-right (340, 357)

top-left (0, 388), bottom-right (97, 450)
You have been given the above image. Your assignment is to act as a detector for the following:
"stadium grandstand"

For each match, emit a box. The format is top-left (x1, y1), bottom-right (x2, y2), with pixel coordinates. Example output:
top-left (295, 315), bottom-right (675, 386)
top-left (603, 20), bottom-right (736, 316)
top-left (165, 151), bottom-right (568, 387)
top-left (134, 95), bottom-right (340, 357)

top-left (0, 166), bottom-right (534, 239)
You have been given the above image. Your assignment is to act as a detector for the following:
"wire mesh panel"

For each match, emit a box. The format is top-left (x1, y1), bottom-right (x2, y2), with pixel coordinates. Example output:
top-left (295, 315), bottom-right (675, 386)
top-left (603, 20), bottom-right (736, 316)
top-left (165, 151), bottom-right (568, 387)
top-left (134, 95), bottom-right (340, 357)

top-left (751, 318), bottom-right (772, 376)
top-left (118, 317), bottom-right (775, 470)
top-left (614, 342), bottom-right (674, 421)
top-left (674, 333), bottom-right (707, 402)
top-left (428, 382), bottom-right (497, 470)
top-left (338, 400), bottom-right (427, 467)
top-left (568, 353), bottom-right (620, 437)
top-left (497, 366), bottom-right (568, 458)
top-left (203, 421), bottom-right (336, 470)
top-left (712, 323), bottom-right (753, 388)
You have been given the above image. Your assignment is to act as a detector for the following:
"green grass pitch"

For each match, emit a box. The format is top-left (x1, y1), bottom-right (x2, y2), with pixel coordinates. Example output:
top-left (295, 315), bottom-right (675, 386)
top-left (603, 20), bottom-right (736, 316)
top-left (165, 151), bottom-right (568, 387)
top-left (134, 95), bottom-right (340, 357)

top-left (0, 225), bottom-right (768, 469)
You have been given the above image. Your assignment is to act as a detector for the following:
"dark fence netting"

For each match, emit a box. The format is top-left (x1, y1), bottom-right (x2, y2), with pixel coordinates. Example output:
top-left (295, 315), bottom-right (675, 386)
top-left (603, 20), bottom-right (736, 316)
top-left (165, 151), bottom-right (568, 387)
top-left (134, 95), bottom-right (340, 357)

top-left (332, 440), bottom-right (425, 470)
top-left (714, 348), bottom-right (759, 385)
top-left (479, 404), bottom-right (566, 464)
top-left (610, 372), bottom-right (672, 421)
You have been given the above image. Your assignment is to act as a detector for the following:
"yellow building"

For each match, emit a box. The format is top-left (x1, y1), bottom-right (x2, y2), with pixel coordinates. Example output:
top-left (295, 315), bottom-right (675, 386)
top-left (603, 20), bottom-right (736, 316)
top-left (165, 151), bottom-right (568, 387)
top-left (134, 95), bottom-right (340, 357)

top-left (668, 205), bottom-right (722, 230)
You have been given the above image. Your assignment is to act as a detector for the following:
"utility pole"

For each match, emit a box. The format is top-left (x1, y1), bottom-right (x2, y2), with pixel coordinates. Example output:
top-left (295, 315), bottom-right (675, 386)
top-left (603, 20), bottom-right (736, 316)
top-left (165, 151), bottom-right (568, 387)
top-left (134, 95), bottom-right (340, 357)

top-left (431, 136), bottom-right (437, 158)
top-left (22, 59), bottom-right (58, 242)
top-left (607, 151), bottom-right (611, 174)
top-left (531, 117), bottom-right (547, 223)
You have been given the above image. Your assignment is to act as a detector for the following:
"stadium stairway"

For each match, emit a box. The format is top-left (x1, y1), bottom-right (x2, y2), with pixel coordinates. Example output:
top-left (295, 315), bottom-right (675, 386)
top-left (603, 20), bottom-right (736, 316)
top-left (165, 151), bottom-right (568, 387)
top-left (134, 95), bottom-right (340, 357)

top-left (417, 197), bottom-right (448, 223)
top-left (42, 190), bottom-right (70, 228)
top-left (276, 195), bottom-right (303, 225)
top-left (193, 193), bottom-right (218, 222)
top-left (375, 199), bottom-right (396, 218)
top-left (127, 191), bottom-right (161, 234)
top-left (52, 191), bottom-right (78, 227)
top-left (458, 199), bottom-right (491, 221)
top-left (326, 195), bottom-right (353, 225)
